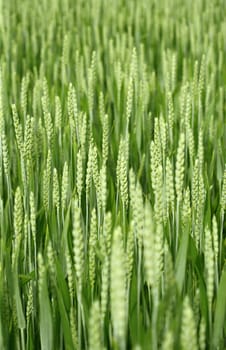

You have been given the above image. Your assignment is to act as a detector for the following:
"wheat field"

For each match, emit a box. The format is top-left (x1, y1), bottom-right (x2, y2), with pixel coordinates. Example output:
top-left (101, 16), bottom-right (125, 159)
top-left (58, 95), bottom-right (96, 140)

top-left (0, 0), bottom-right (226, 349)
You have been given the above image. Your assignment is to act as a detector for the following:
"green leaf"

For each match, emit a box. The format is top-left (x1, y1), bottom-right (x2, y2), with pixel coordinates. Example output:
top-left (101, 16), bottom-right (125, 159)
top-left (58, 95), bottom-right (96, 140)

top-left (56, 288), bottom-right (74, 350)
top-left (13, 272), bottom-right (26, 330)
top-left (213, 266), bottom-right (226, 347)
top-left (175, 226), bottom-right (189, 294)
top-left (39, 269), bottom-right (53, 350)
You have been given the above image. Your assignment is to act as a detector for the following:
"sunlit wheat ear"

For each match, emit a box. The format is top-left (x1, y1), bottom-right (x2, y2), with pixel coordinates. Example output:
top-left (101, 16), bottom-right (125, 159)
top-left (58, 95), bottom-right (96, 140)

top-left (1, 131), bottom-right (9, 178)
top-left (110, 226), bottom-right (127, 349)
top-left (89, 301), bottom-right (102, 350)
top-left (12, 104), bottom-right (23, 154)
top-left (53, 168), bottom-right (60, 210)
top-left (221, 165), bottom-right (226, 213)
top-left (89, 208), bottom-right (97, 290)
top-left (72, 198), bottom-right (84, 292)
top-left (13, 187), bottom-right (23, 265)
top-left (26, 283), bottom-right (33, 324)
top-left (197, 128), bottom-right (204, 170)
top-left (181, 296), bottom-right (198, 350)
top-left (70, 306), bottom-right (78, 349)
top-left (150, 141), bottom-right (158, 192)
top-left (102, 114), bottom-right (109, 164)
top-left (86, 144), bottom-right (93, 199)
top-left (61, 161), bottom-right (69, 212)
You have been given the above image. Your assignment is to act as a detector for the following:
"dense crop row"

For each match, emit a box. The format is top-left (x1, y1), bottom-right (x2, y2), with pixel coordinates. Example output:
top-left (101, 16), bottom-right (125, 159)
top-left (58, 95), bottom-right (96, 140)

top-left (0, 0), bottom-right (226, 349)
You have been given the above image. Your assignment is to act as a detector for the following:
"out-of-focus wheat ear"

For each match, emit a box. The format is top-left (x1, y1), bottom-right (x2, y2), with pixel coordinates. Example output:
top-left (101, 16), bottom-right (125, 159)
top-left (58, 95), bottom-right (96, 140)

top-left (198, 55), bottom-right (206, 99)
top-left (47, 241), bottom-right (56, 300)
top-left (181, 296), bottom-right (198, 350)
top-left (61, 34), bottom-right (69, 84)
top-left (100, 164), bottom-right (107, 215)
top-left (133, 181), bottom-right (144, 249)
top-left (166, 157), bottom-right (175, 217)
top-left (219, 165), bottom-right (226, 267)
top-left (197, 128), bottom-right (204, 171)
top-left (20, 74), bottom-right (29, 117)
top-left (199, 317), bottom-right (206, 350)
top-left (188, 126), bottom-right (195, 167)
top-left (0, 69), bottom-right (5, 136)
top-left (154, 165), bottom-right (163, 224)
top-left (175, 132), bottom-right (185, 203)
top-left (41, 77), bottom-right (50, 115)
top-left (126, 75), bottom-right (133, 134)
top-left (205, 226), bottom-right (214, 332)
top-left (110, 226), bottom-right (127, 350)
top-left (86, 144), bottom-right (93, 201)
top-left (70, 306), bottom-right (78, 349)
top-left (66, 247), bottom-right (74, 304)
top-left (182, 187), bottom-right (191, 229)
top-left (163, 241), bottom-right (175, 294)
top-left (126, 221), bottom-right (134, 287)
top-left (143, 203), bottom-right (155, 287)
top-left (80, 112), bottom-right (87, 159)
top-left (89, 208), bottom-right (97, 291)
top-left (88, 51), bottom-right (96, 121)
top-left (101, 253), bottom-right (109, 322)
top-left (76, 150), bottom-right (83, 206)
top-left (161, 329), bottom-right (174, 350)
top-left (159, 114), bottom-right (167, 161)
top-left (103, 211), bottom-right (112, 256)
top-left (55, 96), bottom-right (62, 133)
top-left (99, 91), bottom-right (105, 125)
top-left (102, 114), bottom-right (109, 164)
top-left (89, 301), bottom-right (102, 350)
top-left (67, 83), bottom-right (78, 140)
